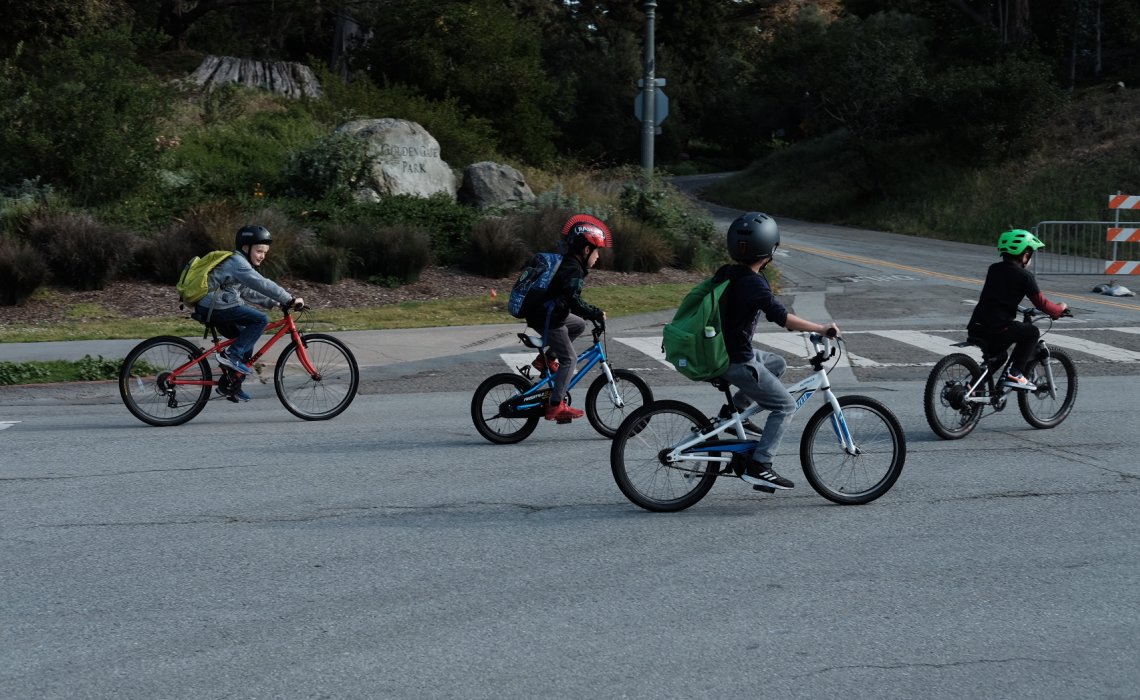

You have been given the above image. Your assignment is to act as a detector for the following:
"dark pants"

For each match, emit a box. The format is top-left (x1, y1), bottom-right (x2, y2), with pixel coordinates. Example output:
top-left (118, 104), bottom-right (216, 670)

top-left (972, 320), bottom-right (1040, 373)
top-left (198, 303), bottom-right (268, 361)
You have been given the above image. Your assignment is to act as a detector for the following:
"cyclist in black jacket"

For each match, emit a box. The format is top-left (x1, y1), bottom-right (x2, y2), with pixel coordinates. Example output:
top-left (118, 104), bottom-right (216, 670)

top-left (525, 216), bottom-right (610, 423)
top-left (968, 229), bottom-right (1067, 390)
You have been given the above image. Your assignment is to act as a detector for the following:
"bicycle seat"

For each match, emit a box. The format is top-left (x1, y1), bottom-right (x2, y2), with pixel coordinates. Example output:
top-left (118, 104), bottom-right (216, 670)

top-left (708, 377), bottom-right (732, 391)
top-left (517, 333), bottom-right (546, 350)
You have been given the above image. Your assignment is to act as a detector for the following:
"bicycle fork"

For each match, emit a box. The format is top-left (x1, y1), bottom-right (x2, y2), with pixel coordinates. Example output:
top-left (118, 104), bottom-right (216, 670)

top-left (597, 360), bottom-right (625, 408)
top-left (822, 390), bottom-right (859, 456)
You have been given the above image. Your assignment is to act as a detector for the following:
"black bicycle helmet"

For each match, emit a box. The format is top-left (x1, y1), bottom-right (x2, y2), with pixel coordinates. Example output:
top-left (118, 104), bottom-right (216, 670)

top-left (727, 212), bottom-right (779, 263)
top-left (235, 225), bottom-right (273, 250)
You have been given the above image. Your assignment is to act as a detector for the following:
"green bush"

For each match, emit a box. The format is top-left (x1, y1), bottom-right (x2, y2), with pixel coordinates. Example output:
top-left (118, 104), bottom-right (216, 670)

top-left (324, 194), bottom-right (479, 266)
top-left (321, 222), bottom-right (431, 284)
top-left (465, 217), bottom-right (528, 277)
top-left (170, 101), bottom-right (327, 200)
top-left (0, 26), bottom-right (173, 205)
top-left (0, 237), bottom-right (48, 305)
top-left (25, 212), bottom-right (133, 290)
top-left (0, 361), bottom-right (50, 386)
top-left (282, 130), bottom-right (371, 200)
top-left (618, 178), bottom-right (720, 270)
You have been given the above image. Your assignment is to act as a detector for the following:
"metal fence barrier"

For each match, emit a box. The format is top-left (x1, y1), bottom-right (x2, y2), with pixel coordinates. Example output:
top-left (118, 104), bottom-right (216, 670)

top-left (1033, 195), bottom-right (1140, 275)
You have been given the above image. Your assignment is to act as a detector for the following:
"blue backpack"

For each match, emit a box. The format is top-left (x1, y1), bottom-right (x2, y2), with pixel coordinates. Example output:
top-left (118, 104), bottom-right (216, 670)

top-left (508, 253), bottom-right (562, 319)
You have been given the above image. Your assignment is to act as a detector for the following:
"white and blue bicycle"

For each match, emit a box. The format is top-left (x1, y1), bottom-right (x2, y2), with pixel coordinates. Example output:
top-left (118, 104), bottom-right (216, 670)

top-left (610, 332), bottom-right (906, 512)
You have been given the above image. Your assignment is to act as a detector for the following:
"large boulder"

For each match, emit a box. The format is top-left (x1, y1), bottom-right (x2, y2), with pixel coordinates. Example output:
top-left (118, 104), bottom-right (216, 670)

top-left (336, 119), bottom-right (457, 200)
top-left (458, 162), bottom-right (536, 210)
top-left (188, 56), bottom-right (322, 99)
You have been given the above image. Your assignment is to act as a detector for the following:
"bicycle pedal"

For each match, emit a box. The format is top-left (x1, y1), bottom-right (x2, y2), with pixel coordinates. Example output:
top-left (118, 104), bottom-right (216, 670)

top-left (555, 417), bottom-right (572, 425)
top-left (752, 485), bottom-right (775, 494)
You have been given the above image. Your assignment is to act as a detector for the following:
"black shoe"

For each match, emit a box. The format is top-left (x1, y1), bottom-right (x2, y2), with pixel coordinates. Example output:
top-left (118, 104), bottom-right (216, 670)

top-left (717, 404), bottom-right (764, 437)
top-left (741, 461), bottom-right (794, 490)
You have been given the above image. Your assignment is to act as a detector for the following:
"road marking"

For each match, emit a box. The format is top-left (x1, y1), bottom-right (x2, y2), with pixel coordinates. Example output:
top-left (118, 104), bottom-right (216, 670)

top-left (1043, 333), bottom-right (1140, 362)
top-left (612, 337), bottom-right (673, 369)
top-left (0, 421), bottom-right (20, 431)
top-left (867, 329), bottom-right (981, 361)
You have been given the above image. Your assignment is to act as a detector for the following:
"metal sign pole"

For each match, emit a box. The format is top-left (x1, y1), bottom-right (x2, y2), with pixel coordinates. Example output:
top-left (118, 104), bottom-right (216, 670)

top-left (640, 0), bottom-right (657, 176)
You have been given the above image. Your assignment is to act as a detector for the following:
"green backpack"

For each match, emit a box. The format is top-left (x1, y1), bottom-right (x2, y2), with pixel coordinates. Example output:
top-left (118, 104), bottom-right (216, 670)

top-left (661, 275), bottom-right (734, 381)
top-left (176, 251), bottom-right (233, 305)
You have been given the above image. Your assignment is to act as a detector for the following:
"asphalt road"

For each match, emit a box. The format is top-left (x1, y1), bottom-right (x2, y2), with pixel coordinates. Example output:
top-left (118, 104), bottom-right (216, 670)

top-left (2, 186), bottom-right (1139, 698)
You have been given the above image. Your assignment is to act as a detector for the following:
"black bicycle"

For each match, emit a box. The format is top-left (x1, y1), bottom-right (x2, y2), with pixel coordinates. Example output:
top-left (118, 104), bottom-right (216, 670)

top-left (924, 306), bottom-right (1077, 440)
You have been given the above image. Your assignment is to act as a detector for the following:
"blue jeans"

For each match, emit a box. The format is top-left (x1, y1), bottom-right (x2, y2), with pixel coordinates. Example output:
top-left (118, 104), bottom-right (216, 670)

top-left (722, 349), bottom-right (796, 464)
top-left (197, 303), bottom-right (267, 361)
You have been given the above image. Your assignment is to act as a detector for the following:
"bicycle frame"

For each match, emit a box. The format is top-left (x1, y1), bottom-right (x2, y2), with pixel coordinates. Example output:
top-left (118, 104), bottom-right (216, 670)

top-left (166, 311), bottom-right (317, 388)
top-left (664, 334), bottom-right (857, 469)
top-left (958, 308), bottom-right (1063, 408)
top-left (513, 326), bottom-right (623, 412)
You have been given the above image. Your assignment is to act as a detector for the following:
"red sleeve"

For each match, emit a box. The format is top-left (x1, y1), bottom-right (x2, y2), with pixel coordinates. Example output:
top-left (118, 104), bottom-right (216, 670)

top-left (1029, 291), bottom-right (1064, 319)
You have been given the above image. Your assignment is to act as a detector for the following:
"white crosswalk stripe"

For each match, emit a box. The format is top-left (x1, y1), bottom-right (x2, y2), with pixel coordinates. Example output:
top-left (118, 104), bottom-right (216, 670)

top-left (495, 328), bottom-right (1140, 373)
top-left (1040, 333), bottom-right (1140, 362)
top-left (0, 421), bottom-right (20, 431)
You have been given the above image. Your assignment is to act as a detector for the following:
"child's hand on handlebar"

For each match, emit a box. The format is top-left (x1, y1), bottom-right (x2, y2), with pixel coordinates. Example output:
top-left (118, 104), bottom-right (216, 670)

top-left (822, 322), bottom-right (840, 338)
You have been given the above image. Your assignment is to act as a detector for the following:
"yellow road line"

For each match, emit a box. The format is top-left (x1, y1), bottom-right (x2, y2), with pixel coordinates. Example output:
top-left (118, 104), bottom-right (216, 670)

top-left (785, 242), bottom-right (1140, 313)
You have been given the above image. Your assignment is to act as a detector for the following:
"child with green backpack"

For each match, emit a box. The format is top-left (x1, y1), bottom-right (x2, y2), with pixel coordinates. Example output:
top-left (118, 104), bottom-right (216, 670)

top-left (193, 225), bottom-right (304, 401)
top-left (675, 212), bottom-right (839, 491)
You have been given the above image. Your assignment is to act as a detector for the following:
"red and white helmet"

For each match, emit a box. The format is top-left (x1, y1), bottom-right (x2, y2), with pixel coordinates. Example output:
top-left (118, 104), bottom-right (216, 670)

top-left (561, 214), bottom-right (612, 250)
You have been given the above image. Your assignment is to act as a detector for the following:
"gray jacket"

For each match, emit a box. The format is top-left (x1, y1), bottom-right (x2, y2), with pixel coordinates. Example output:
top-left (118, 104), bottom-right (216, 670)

top-left (197, 251), bottom-right (293, 312)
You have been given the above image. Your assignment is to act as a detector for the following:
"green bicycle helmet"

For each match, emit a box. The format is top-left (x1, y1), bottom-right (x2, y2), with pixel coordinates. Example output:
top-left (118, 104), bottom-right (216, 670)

top-left (997, 229), bottom-right (1045, 256)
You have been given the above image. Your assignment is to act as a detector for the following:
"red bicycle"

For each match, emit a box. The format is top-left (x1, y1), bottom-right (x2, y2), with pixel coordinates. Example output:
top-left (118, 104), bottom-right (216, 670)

top-left (118, 307), bottom-right (359, 426)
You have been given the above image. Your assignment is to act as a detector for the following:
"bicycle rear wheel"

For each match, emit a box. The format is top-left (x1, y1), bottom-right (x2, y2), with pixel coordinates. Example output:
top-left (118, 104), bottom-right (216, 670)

top-left (274, 334), bottom-right (359, 420)
top-left (924, 353), bottom-right (984, 440)
top-left (800, 395), bottom-right (905, 505)
top-left (610, 401), bottom-right (719, 512)
top-left (471, 373), bottom-right (541, 444)
top-left (585, 368), bottom-right (653, 438)
top-left (119, 336), bottom-right (212, 427)
top-left (1018, 349), bottom-right (1077, 429)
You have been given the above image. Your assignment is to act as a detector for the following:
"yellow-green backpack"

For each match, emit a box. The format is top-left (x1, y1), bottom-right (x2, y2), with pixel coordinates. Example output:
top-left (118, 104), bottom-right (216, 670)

top-left (175, 251), bottom-right (233, 305)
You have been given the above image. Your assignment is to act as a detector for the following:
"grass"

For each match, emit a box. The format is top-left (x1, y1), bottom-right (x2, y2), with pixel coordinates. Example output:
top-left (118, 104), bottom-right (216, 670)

top-left (0, 355), bottom-right (125, 386)
top-left (0, 283), bottom-right (696, 344)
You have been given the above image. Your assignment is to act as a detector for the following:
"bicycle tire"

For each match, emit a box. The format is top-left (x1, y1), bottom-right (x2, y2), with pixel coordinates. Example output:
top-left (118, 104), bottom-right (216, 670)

top-left (118, 336), bottom-right (212, 427)
top-left (800, 395), bottom-right (906, 505)
top-left (1018, 349), bottom-right (1077, 429)
top-left (924, 353), bottom-right (984, 440)
top-left (585, 368), bottom-right (653, 438)
top-left (610, 401), bottom-right (719, 512)
top-left (274, 334), bottom-right (359, 421)
top-left (471, 373), bottom-right (541, 444)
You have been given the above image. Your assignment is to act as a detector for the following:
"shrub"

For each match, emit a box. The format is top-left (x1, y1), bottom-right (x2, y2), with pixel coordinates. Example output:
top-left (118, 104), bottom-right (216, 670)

top-left (0, 26), bottom-right (173, 205)
top-left (25, 212), bottom-right (133, 290)
top-left (606, 214), bottom-right (674, 273)
top-left (465, 217), bottom-right (528, 278)
top-left (282, 130), bottom-right (371, 200)
top-left (290, 244), bottom-right (350, 285)
top-left (325, 193), bottom-right (479, 266)
top-left (321, 222), bottom-right (431, 284)
top-left (0, 237), bottom-right (48, 305)
top-left (507, 204), bottom-right (578, 254)
top-left (618, 178), bottom-right (721, 270)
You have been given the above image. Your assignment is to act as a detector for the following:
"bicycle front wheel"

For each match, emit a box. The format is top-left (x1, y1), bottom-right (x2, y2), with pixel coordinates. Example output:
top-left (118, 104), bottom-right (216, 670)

top-left (274, 334), bottom-right (359, 420)
top-left (585, 368), bottom-right (653, 438)
top-left (1018, 349), bottom-right (1077, 429)
top-left (610, 401), bottom-right (718, 512)
top-left (800, 395), bottom-right (906, 505)
top-left (471, 373), bottom-right (541, 444)
top-left (924, 353), bottom-right (984, 440)
top-left (119, 336), bottom-right (212, 427)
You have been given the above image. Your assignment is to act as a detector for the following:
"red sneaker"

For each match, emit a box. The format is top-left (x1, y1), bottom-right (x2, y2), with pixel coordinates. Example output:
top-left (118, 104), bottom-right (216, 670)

top-left (544, 400), bottom-right (584, 423)
top-left (532, 353), bottom-right (559, 374)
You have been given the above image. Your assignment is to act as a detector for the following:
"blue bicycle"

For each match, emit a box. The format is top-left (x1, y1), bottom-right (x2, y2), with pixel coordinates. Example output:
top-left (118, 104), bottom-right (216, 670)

top-left (471, 320), bottom-right (652, 443)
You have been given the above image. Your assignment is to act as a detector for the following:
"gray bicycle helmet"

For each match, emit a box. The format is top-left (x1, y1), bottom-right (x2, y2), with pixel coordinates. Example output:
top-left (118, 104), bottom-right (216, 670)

top-left (727, 212), bottom-right (779, 263)
top-left (235, 225), bottom-right (273, 249)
